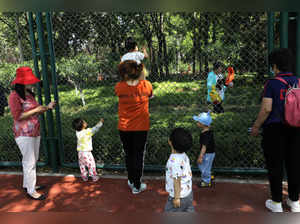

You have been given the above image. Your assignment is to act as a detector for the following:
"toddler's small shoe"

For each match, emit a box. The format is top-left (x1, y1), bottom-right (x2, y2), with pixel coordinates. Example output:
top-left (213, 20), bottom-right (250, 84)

top-left (92, 176), bottom-right (100, 182)
top-left (197, 181), bottom-right (212, 188)
top-left (81, 176), bottom-right (88, 182)
top-left (265, 199), bottom-right (283, 212)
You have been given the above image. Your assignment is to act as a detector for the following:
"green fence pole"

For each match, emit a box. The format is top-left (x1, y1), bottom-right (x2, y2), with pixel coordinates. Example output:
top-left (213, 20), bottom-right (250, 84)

top-left (280, 12), bottom-right (289, 48)
top-left (45, 12), bottom-right (65, 166)
top-left (279, 11), bottom-right (289, 181)
top-left (36, 12), bottom-right (58, 172)
top-left (268, 12), bottom-right (275, 76)
top-left (27, 12), bottom-right (49, 166)
top-left (296, 12), bottom-right (300, 77)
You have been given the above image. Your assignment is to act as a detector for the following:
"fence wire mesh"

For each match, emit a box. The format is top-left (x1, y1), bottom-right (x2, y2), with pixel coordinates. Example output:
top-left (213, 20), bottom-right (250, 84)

top-left (51, 12), bottom-right (268, 170)
top-left (0, 12), bottom-right (271, 171)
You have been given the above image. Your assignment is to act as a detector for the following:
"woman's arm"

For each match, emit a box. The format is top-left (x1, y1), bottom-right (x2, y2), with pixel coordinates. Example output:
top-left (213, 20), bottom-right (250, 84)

top-left (19, 101), bottom-right (55, 121)
top-left (9, 93), bottom-right (45, 121)
top-left (18, 106), bottom-right (48, 121)
top-left (251, 97), bottom-right (272, 136)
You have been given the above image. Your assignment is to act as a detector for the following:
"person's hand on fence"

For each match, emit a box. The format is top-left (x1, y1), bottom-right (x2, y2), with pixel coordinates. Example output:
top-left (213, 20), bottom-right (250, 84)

top-left (173, 198), bottom-right (180, 208)
top-left (35, 105), bottom-right (48, 114)
top-left (142, 46), bottom-right (148, 58)
top-left (197, 155), bottom-right (203, 164)
top-left (47, 101), bottom-right (56, 110)
top-left (251, 126), bottom-right (260, 137)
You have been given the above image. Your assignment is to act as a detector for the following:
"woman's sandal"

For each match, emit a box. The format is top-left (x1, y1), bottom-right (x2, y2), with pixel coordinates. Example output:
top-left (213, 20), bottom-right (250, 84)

top-left (26, 193), bottom-right (46, 200)
top-left (23, 185), bottom-right (46, 192)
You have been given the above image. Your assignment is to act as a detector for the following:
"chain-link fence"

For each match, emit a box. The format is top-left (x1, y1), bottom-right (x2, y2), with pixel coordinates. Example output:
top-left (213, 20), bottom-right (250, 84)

top-left (50, 12), bottom-right (268, 171)
top-left (0, 12), bottom-right (272, 172)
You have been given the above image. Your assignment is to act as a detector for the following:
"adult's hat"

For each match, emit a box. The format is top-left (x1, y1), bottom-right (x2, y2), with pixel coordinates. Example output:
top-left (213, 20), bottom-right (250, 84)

top-left (11, 67), bottom-right (41, 85)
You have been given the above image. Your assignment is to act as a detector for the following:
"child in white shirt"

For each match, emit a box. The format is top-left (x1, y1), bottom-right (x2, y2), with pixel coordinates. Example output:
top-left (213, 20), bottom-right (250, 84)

top-left (165, 128), bottom-right (194, 212)
top-left (121, 37), bottom-right (149, 80)
top-left (72, 117), bottom-right (104, 182)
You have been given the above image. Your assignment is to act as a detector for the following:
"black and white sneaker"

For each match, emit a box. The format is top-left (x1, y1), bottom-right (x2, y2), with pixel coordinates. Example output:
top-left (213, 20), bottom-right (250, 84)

top-left (132, 183), bottom-right (147, 194)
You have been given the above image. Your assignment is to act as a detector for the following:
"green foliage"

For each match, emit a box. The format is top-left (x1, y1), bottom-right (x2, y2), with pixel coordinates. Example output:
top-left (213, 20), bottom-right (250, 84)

top-left (57, 54), bottom-right (101, 85)
top-left (1, 12), bottom-right (268, 81)
top-left (57, 80), bottom-right (264, 169)
top-left (0, 79), bottom-right (264, 169)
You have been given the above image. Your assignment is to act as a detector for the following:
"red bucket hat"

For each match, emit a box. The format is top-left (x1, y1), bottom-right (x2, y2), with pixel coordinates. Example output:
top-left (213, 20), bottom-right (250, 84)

top-left (11, 67), bottom-right (41, 85)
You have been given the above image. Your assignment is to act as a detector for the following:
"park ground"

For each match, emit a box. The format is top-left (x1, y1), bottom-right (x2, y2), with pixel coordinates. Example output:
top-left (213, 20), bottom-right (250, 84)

top-left (0, 172), bottom-right (292, 213)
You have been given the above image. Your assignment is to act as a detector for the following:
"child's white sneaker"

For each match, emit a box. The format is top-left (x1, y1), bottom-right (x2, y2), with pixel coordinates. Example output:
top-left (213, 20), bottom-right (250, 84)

top-left (81, 176), bottom-right (88, 182)
top-left (132, 183), bottom-right (147, 194)
top-left (286, 198), bottom-right (300, 212)
top-left (92, 176), bottom-right (100, 182)
top-left (128, 180), bottom-right (134, 190)
top-left (265, 199), bottom-right (283, 212)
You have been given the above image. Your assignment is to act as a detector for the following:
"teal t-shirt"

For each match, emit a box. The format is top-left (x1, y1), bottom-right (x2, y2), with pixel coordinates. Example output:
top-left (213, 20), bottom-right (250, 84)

top-left (206, 71), bottom-right (226, 102)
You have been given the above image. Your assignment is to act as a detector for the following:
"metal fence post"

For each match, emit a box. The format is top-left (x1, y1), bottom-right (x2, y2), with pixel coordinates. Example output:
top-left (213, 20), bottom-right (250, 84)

top-left (27, 12), bottom-right (49, 166)
top-left (268, 12), bottom-right (275, 76)
top-left (45, 12), bottom-right (65, 166)
top-left (36, 12), bottom-right (59, 172)
top-left (280, 12), bottom-right (289, 48)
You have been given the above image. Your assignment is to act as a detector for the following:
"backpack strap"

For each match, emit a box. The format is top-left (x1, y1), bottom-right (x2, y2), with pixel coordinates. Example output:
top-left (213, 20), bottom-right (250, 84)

top-left (274, 77), bottom-right (291, 88)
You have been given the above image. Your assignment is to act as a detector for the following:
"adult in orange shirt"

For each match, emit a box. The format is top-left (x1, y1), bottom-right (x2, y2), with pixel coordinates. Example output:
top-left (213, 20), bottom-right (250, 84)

top-left (115, 60), bottom-right (153, 194)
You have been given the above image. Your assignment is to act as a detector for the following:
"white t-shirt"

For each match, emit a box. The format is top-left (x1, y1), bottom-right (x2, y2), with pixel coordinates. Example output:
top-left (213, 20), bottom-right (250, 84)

top-left (165, 153), bottom-right (192, 198)
top-left (121, 52), bottom-right (144, 64)
top-left (76, 122), bottom-right (103, 152)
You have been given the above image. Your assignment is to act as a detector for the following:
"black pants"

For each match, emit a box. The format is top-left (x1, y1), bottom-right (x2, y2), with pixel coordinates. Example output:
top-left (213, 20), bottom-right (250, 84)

top-left (119, 130), bottom-right (148, 189)
top-left (207, 101), bottom-right (224, 114)
top-left (213, 102), bottom-right (224, 114)
top-left (262, 123), bottom-right (300, 202)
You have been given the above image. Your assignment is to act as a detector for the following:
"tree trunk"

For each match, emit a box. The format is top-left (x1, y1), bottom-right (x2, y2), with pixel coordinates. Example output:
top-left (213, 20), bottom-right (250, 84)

top-left (176, 39), bottom-right (180, 74)
top-left (161, 14), bottom-right (169, 77)
top-left (198, 15), bottom-right (202, 77)
top-left (145, 35), bottom-right (154, 76)
top-left (204, 14), bottom-right (210, 75)
top-left (157, 13), bottom-right (164, 76)
top-left (15, 15), bottom-right (24, 63)
top-left (192, 17), bottom-right (197, 76)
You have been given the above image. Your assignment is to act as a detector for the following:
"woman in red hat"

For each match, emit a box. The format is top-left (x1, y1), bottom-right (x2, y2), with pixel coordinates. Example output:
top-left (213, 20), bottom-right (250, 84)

top-left (9, 67), bottom-right (56, 200)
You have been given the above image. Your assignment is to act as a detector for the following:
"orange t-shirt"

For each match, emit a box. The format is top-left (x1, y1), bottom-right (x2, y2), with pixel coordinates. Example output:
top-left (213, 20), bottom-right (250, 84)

top-left (115, 80), bottom-right (153, 131)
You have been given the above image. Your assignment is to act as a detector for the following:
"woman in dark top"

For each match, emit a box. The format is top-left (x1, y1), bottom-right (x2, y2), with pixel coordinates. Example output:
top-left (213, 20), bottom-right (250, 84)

top-left (251, 48), bottom-right (300, 212)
